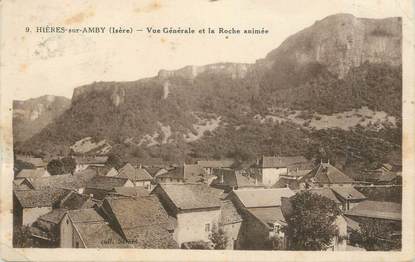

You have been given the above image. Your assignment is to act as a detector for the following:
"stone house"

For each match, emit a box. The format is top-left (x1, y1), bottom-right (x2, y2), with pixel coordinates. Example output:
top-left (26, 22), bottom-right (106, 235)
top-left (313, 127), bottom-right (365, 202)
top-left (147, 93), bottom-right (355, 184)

top-left (256, 156), bottom-right (311, 187)
top-left (210, 168), bottom-right (263, 192)
top-left (220, 200), bottom-right (243, 249)
top-left (299, 162), bottom-right (355, 187)
top-left (117, 163), bottom-right (153, 190)
top-left (330, 186), bottom-right (367, 211)
top-left (74, 156), bottom-right (108, 173)
top-left (13, 188), bottom-right (70, 226)
top-left (154, 167), bottom-right (185, 184)
top-left (84, 175), bottom-right (134, 200)
top-left (227, 188), bottom-right (295, 249)
top-left (60, 196), bottom-right (177, 248)
top-left (197, 160), bottom-right (235, 176)
top-left (151, 183), bottom-right (223, 246)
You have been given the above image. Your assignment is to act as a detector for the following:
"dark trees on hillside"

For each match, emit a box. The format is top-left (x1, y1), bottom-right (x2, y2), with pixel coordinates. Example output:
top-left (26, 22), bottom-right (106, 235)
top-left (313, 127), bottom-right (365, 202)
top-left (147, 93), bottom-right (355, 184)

top-left (285, 191), bottom-right (341, 250)
top-left (106, 154), bottom-right (124, 169)
top-left (47, 157), bottom-right (76, 175)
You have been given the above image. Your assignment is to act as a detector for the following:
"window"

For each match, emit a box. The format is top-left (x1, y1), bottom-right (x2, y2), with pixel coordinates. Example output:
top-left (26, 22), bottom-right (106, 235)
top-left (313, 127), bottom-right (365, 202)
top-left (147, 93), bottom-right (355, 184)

top-left (66, 219), bottom-right (69, 225)
top-left (205, 223), bottom-right (210, 232)
top-left (75, 242), bottom-right (79, 248)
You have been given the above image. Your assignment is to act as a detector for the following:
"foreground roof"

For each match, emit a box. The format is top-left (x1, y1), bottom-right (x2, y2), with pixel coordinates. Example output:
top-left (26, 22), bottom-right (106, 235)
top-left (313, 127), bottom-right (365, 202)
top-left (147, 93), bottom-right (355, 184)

top-left (345, 200), bottom-right (401, 221)
top-left (158, 184), bottom-right (223, 210)
top-left (67, 208), bottom-right (106, 223)
top-left (248, 206), bottom-right (287, 227)
top-left (110, 186), bottom-right (150, 197)
top-left (232, 188), bottom-right (295, 208)
top-left (308, 187), bottom-right (342, 204)
top-left (38, 208), bottom-right (68, 224)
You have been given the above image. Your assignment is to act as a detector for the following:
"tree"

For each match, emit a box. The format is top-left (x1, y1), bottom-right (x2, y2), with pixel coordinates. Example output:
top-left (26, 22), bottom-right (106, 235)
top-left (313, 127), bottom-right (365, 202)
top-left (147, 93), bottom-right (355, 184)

top-left (209, 223), bottom-right (227, 250)
top-left (285, 191), bottom-right (341, 250)
top-left (106, 153), bottom-right (124, 169)
top-left (47, 159), bottom-right (64, 176)
top-left (61, 157), bottom-right (76, 174)
top-left (13, 225), bottom-right (38, 248)
top-left (355, 218), bottom-right (401, 251)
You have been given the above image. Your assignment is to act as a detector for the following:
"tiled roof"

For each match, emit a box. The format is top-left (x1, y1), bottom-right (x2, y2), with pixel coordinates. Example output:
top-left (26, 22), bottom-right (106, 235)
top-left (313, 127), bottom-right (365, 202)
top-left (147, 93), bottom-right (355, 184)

top-left (59, 191), bottom-right (94, 210)
top-left (330, 186), bottom-right (367, 201)
top-left (118, 163), bottom-right (153, 181)
top-left (110, 186), bottom-right (150, 197)
top-left (31, 169), bottom-right (96, 190)
top-left (16, 156), bottom-right (46, 167)
top-left (16, 169), bottom-right (48, 179)
top-left (344, 216), bottom-right (360, 232)
top-left (197, 160), bottom-right (234, 168)
top-left (67, 208), bottom-right (106, 223)
top-left (14, 188), bottom-right (70, 208)
top-left (261, 156), bottom-right (309, 168)
top-left (220, 200), bottom-right (243, 225)
top-left (308, 188), bottom-right (342, 204)
top-left (86, 175), bottom-right (129, 191)
top-left (158, 184), bottom-right (223, 210)
top-left (272, 178), bottom-right (300, 190)
top-left (13, 178), bottom-right (34, 190)
top-left (103, 196), bottom-right (176, 243)
top-left (248, 206), bottom-right (287, 227)
top-left (157, 167), bottom-right (184, 180)
top-left (302, 163), bottom-right (354, 184)
top-left (38, 208), bottom-right (68, 224)
top-left (345, 200), bottom-right (401, 221)
top-left (232, 188), bottom-right (295, 208)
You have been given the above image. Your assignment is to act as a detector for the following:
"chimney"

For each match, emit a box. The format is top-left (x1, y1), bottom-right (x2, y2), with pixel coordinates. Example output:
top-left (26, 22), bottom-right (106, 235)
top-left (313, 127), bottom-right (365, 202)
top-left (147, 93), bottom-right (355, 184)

top-left (221, 172), bottom-right (224, 183)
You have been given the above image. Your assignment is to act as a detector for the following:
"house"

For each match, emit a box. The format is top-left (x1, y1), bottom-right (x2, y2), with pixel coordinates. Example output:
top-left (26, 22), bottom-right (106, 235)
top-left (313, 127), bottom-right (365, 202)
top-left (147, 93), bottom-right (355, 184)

top-left (183, 163), bottom-right (211, 184)
top-left (197, 160), bottom-right (235, 175)
top-left (256, 156), bottom-right (311, 187)
top-left (300, 161), bottom-right (355, 187)
top-left (279, 169), bottom-right (311, 181)
top-left (15, 168), bottom-right (50, 180)
top-left (13, 178), bottom-right (34, 190)
top-left (272, 178), bottom-right (301, 191)
top-left (308, 187), bottom-right (343, 210)
top-left (58, 191), bottom-right (97, 210)
top-left (362, 165), bottom-right (400, 184)
top-left (13, 188), bottom-right (70, 226)
top-left (220, 200), bottom-right (243, 249)
top-left (155, 167), bottom-right (185, 184)
top-left (227, 188), bottom-right (295, 249)
top-left (108, 186), bottom-right (150, 197)
top-left (74, 156), bottom-right (108, 172)
top-left (60, 196), bottom-right (177, 248)
top-left (151, 183), bottom-right (223, 246)
top-left (15, 155), bottom-right (47, 169)
top-left (210, 168), bottom-right (263, 192)
top-left (30, 208), bottom-right (68, 247)
top-left (30, 169), bottom-right (96, 193)
top-left (344, 200), bottom-right (402, 248)
top-left (330, 186), bottom-right (367, 211)
top-left (86, 165), bottom-right (118, 177)
top-left (118, 163), bottom-right (153, 189)
top-left (84, 176), bottom-right (134, 200)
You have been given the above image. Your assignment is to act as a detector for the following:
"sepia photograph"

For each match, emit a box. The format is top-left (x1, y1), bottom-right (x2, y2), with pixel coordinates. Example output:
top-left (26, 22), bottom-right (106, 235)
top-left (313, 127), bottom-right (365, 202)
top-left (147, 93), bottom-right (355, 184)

top-left (1, 0), bottom-right (414, 261)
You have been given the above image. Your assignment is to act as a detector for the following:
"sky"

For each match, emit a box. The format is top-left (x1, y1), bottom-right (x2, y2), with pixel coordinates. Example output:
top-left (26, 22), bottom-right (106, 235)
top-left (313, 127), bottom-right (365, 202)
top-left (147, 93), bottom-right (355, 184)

top-left (0, 0), bottom-right (409, 100)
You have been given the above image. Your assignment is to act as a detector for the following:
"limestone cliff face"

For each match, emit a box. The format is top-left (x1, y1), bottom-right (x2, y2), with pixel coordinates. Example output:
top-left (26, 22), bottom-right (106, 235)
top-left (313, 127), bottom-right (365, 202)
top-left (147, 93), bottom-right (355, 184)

top-left (13, 95), bottom-right (70, 142)
top-left (72, 82), bottom-right (126, 107)
top-left (263, 14), bottom-right (401, 78)
top-left (157, 63), bottom-right (252, 81)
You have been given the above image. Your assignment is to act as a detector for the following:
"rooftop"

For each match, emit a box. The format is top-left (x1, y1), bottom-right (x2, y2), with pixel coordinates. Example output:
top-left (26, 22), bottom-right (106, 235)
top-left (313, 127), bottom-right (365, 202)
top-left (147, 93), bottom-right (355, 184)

top-left (302, 162), bottom-right (355, 184)
top-left (248, 206), bottom-right (287, 227)
top-left (345, 200), bottom-right (401, 221)
top-left (67, 208), bottom-right (106, 223)
top-left (38, 208), bottom-right (68, 224)
top-left (308, 187), bottom-right (342, 204)
top-left (31, 169), bottom-right (96, 190)
top-left (118, 163), bottom-right (153, 181)
top-left (157, 184), bottom-right (223, 210)
top-left (110, 186), bottom-right (150, 197)
top-left (86, 175), bottom-right (129, 191)
top-left (330, 186), bottom-right (367, 200)
top-left (16, 168), bottom-right (49, 179)
top-left (197, 160), bottom-right (234, 168)
top-left (232, 188), bottom-right (295, 208)
top-left (14, 188), bottom-right (70, 208)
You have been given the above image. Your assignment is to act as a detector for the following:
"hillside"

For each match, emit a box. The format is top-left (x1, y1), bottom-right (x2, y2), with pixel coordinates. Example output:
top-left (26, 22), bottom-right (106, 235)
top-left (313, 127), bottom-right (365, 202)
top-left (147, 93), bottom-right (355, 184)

top-left (16, 14), bottom-right (402, 169)
top-left (13, 95), bottom-right (71, 143)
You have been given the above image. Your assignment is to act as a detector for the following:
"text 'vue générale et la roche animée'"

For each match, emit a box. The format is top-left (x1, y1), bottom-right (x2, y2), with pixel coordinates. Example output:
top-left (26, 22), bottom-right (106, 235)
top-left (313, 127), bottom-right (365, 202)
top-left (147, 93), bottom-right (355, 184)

top-left (28, 26), bottom-right (270, 35)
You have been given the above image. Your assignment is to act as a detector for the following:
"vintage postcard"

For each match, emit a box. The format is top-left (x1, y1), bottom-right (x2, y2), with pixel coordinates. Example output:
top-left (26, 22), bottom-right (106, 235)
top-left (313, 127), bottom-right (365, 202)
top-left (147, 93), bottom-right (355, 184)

top-left (1, 0), bottom-right (414, 261)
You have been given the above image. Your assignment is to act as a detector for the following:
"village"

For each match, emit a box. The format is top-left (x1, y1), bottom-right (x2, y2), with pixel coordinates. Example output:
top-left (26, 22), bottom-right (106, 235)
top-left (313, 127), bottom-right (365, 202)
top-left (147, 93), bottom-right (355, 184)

top-left (12, 153), bottom-right (402, 251)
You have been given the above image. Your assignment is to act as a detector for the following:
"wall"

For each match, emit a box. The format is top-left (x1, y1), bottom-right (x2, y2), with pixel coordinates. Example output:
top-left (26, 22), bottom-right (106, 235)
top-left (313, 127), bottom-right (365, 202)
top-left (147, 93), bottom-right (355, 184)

top-left (239, 211), bottom-right (270, 250)
top-left (262, 168), bottom-right (287, 187)
top-left (60, 214), bottom-right (73, 248)
top-left (23, 207), bottom-right (52, 226)
top-left (175, 209), bottom-right (221, 245)
top-left (222, 222), bottom-right (242, 250)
